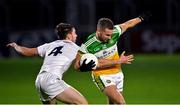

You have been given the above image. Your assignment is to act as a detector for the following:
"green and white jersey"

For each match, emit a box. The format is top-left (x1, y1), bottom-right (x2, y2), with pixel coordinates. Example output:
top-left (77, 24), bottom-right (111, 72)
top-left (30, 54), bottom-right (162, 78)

top-left (80, 25), bottom-right (123, 76)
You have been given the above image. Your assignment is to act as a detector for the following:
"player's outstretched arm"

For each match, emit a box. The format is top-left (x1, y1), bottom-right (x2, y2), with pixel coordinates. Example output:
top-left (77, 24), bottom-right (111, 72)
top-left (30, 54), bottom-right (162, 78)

top-left (119, 12), bottom-right (151, 33)
top-left (96, 51), bottom-right (134, 69)
top-left (97, 58), bottom-right (120, 69)
top-left (7, 42), bottom-right (38, 56)
top-left (119, 17), bottom-right (141, 33)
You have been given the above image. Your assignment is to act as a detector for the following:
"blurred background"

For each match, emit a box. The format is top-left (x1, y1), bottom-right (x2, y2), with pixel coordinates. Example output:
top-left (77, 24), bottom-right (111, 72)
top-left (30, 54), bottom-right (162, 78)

top-left (0, 0), bottom-right (180, 104)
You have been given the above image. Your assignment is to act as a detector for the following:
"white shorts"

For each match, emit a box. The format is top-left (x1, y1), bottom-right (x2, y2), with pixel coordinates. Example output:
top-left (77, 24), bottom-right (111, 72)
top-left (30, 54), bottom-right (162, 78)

top-left (92, 72), bottom-right (124, 92)
top-left (35, 72), bottom-right (70, 101)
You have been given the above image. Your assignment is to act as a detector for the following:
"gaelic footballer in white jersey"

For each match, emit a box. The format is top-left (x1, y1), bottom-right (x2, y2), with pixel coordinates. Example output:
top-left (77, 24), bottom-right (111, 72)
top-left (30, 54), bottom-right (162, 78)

top-left (7, 23), bottom-right (89, 104)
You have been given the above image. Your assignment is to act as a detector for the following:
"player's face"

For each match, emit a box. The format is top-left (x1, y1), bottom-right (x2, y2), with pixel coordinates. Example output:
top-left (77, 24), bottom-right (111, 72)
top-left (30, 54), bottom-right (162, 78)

top-left (97, 28), bottom-right (113, 42)
top-left (70, 28), bottom-right (77, 42)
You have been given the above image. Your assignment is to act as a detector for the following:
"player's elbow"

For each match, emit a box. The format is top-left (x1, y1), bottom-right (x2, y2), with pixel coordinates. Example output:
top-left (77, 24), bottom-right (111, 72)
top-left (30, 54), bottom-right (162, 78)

top-left (74, 63), bottom-right (80, 71)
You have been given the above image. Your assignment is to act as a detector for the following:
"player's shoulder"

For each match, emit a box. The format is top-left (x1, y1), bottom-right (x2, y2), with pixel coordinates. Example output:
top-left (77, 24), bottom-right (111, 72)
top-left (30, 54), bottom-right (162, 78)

top-left (113, 25), bottom-right (122, 34)
top-left (83, 32), bottom-right (97, 44)
top-left (87, 32), bottom-right (96, 40)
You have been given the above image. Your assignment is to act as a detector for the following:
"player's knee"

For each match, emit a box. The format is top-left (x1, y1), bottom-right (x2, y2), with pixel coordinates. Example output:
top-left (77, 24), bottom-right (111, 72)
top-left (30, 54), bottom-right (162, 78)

top-left (74, 98), bottom-right (88, 105)
top-left (42, 100), bottom-right (50, 105)
top-left (116, 99), bottom-right (126, 105)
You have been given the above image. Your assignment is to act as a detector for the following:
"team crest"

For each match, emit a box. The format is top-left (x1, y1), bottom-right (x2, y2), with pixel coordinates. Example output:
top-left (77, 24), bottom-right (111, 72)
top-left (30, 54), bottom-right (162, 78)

top-left (106, 80), bottom-right (111, 83)
top-left (109, 40), bottom-right (113, 44)
top-left (94, 47), bottom-right (100, 52)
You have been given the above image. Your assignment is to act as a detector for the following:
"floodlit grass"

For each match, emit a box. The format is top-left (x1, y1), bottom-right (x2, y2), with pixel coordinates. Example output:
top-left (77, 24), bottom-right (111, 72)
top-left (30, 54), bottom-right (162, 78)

top-left (0, 54), bottom-right (180, 104)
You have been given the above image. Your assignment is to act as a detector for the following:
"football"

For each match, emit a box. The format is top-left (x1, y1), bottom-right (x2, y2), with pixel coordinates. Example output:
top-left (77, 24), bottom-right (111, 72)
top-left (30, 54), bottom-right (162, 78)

top-left (80, 53), bottom-right (98, 69)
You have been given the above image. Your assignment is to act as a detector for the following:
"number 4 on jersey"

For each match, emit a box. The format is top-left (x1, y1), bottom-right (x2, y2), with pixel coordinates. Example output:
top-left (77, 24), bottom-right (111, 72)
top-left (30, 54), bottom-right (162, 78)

top-left (48, 46), bottom-right (63, 56)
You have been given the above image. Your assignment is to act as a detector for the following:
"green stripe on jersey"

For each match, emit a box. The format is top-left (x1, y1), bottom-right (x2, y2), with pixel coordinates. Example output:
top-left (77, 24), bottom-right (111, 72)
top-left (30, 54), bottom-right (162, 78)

top-left (80, 25), bottom-right (122, 54)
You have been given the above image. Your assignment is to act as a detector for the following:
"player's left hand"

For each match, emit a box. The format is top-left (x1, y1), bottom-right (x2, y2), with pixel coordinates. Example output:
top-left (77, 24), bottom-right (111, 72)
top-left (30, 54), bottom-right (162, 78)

top-left (119, 51), bottom-right (134, 64)
top-left (6, 42), bottom-right (18, 48)
top-left (139, 11), bottom-right (152, 22)
top-left (79, 59), bottom-right (96, 72)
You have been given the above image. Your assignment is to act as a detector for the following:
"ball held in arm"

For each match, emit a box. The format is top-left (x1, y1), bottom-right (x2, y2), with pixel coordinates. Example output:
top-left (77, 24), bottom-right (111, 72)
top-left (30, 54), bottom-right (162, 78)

top-left (79, 53), bottom-right (98, 72)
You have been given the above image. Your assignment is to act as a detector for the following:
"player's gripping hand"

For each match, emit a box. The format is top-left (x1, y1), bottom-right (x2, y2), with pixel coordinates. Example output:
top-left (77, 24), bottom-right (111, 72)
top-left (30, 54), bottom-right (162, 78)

top-left (79, 59), bottom-right (96, 72)
top-left (139, 11), bottom-right (152, 22)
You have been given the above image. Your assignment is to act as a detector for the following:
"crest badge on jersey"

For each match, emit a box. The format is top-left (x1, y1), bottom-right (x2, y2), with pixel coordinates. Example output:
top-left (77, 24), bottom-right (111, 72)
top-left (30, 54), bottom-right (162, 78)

top-left (106, 80), bottom-right (111, 83)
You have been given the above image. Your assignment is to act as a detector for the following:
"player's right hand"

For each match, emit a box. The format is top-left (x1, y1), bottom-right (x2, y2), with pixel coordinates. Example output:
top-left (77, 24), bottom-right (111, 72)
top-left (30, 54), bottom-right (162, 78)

top-left (6, 42), bottom-right (18, 48)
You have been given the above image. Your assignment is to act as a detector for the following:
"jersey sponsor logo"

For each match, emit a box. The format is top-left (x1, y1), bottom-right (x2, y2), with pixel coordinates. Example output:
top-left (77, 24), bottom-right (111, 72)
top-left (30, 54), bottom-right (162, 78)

top-left (96, 47), bottom-right (116, 59)
top-left (103, 51), bottom-right (107, 55)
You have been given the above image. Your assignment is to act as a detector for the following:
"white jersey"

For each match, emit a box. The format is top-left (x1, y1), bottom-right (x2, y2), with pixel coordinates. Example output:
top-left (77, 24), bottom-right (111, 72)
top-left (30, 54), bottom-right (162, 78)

top-left (37, 40), bottom-right (79, 79)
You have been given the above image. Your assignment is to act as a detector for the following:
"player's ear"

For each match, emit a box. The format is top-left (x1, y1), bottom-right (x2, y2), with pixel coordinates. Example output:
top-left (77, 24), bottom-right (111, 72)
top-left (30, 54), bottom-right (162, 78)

top-left (96, 31), bottom-right (100, 35)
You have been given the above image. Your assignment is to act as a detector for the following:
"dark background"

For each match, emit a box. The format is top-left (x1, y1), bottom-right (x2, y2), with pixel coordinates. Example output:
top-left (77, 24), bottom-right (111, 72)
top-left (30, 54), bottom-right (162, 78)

top-left (0, 0), bottom-right (180, 57)
top-left (0, 0), bottom-right (180, 104)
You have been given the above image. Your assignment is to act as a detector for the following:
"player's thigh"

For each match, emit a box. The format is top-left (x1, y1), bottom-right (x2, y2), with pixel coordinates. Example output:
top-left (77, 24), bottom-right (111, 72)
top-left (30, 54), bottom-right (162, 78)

top-left (92, 74), bottom-right (116, 91)
top-left (103, 85), bottom-right (125, 104)
top-left (55, 87), bottom-right (88, 104)
top-left (35, 72), bottom-right (71, 102)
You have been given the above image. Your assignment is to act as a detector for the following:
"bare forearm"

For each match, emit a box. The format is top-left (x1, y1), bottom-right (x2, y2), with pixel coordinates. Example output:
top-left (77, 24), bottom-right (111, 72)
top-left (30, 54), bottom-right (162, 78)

top-left (97, 59), bottom-right (119, 69)
top-left (97, 51), bottom-right (134, 69)
top-left (74, 52), bottom-right (81, 70)
top-left (120, 17), bottom-right (142, 33)
top-left (124, 17), bottom-right (141, 28)
top-left (7, 42), bottom-right (38, 56)
top-left (15, 46), bottom-right (37, 56)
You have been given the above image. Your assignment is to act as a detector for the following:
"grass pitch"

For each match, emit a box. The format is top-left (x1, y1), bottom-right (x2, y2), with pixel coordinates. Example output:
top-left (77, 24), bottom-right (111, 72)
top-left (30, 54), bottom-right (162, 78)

top-left (0, 54), bottom-right (180, 104)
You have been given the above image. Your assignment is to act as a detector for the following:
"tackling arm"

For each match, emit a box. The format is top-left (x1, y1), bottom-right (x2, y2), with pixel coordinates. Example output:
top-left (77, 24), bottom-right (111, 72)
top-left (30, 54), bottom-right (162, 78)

top-left (74, 51), bottom-right (134, 71)
top-left (7, 42), bottom-right (38, 56)
top-left (74, 52), bottom-right (121, 70)
top-left (74, 52), bottom-right (81, 70)
top-left (74, 52), bottom-right (95, 72)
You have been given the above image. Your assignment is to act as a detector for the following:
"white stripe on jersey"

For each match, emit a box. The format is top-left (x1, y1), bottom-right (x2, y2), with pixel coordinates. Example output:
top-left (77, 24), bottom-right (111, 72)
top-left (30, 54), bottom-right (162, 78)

top-left (114, 25), bottom-right (122, 36)
top-left (85, 36), bottom-right (96, 47)
top-left (37, 40), bottom-right (79, 79)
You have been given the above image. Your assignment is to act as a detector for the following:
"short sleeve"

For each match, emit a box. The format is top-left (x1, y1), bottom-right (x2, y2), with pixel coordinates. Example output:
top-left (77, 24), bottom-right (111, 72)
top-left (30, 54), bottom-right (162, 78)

top-left (114, 25), bottom-right (122, 37)
top-left (37, 43), bottom-right (48, 57)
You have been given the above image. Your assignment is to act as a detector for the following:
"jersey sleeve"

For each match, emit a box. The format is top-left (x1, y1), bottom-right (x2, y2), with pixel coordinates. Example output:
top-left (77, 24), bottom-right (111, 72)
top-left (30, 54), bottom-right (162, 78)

top-left (114, 25), bottom-right (122, 37)
top-left (37, 43), bottom-right (48, 57)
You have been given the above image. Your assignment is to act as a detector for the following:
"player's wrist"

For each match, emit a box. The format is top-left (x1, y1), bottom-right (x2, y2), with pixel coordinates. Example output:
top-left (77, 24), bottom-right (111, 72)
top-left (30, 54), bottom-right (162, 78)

top-left (138, 16), bottom-right (144, 22)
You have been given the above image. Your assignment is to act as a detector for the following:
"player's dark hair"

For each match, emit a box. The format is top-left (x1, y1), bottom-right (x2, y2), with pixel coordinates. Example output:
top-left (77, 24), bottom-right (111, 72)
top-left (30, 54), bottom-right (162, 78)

top-left (97, 18), bottom-right (114, 30)
top-left (55, 23), bottom-right (74, 40)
